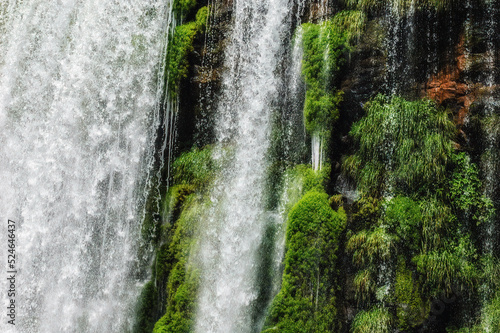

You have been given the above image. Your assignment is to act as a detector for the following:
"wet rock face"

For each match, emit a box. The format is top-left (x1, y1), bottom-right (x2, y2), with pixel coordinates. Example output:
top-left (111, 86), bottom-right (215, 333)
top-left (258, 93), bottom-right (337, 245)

top-left (424, 36), bottom-right (471, 126)
top-left (183, 0), bottom-right (499, 150)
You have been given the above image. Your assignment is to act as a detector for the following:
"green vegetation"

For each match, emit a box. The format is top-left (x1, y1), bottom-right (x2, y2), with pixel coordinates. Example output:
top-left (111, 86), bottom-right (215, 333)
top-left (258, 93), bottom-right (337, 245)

top-left (278, 164), bottom-right (331, 215)
top-left (171, 145), bottom-right (217, 189)
top-left (393, 260), bottom-right (428, 330)
top-left (300, 11), bottom-right (366, 139)
top-left (351, 307), bottom-right (392, 333)
top-left (263, 191), bottom-right (346, 332)
top-left (449, 152), bottom-right (494, 225)
top-left (135, 2), bottom-right (498, 331)
top-left (134, 281), bottom-right (159, 333)
top-left (173, 0), bottom-right (197, 16)
top-left (343, 95), bottom-right (455, 196)
top-left (167, 6), bottom-right (208, 97)
top-left (151, 193), bottom-right (203, 333)
top-left (343, 94), bottom-right (494, 331)
top-left (344, 0), bottom-right (459, 13)
top-left (135, 145), bottom-right (217, 333)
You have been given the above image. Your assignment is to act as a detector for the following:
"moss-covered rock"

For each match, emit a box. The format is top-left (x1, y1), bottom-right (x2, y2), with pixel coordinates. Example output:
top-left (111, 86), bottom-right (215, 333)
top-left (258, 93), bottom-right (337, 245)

top-left (167, 6), bottom-right (209, 97)
top-left (133, 281), bottom-right (159, 333)
top-left (263, 191), bottom-right (346, 332)
top-left (300, 11), bottom-right (366, 140)
top-left (153, 193), bottom-right (204, 333)
top-left (171, 145), bottom-right (216, 189)
top-left (394, 259), bottom-right (429, 330)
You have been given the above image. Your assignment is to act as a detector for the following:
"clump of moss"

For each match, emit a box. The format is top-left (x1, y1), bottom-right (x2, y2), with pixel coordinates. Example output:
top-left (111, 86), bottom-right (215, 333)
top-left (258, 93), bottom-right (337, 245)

top-left (172, 145), bottom-right (216, 189)
top-left (394, 259), bottom-right (429, 330)
top-left (136, 145), bottom-right (218, 332)
top-left (153, 193), bottom-right (204, 333)
top-left (167, 6), bottom-right (209, 97)
top-left (343, 94), bottom-right (455, 197)
top-left (263, 191), bottom-right (346, 332)
top-left (133, 281), bottom-right (159, 333)
top-left (279, 164), bottom-right (331, 212)
top-left (173, 0), bottom-right (197, 15)
top-left (300, 11), bottom-right (366, 140)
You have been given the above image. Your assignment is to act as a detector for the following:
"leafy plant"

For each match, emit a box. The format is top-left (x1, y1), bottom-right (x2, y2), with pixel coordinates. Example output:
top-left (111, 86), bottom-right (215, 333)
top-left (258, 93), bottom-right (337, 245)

top-left (343, 94), bottom-right (455, 197)
top-left (351, 306), bottom-right (392, 333)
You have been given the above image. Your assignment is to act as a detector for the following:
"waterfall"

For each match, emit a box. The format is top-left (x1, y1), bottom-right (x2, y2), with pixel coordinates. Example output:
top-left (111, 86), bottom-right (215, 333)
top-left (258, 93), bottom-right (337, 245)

top-left (0, 0), bottom-right (172, 332)
top-left (194, 0), bottom-right (293, 332)
top-left (283, 26), bottom-right (306, 165)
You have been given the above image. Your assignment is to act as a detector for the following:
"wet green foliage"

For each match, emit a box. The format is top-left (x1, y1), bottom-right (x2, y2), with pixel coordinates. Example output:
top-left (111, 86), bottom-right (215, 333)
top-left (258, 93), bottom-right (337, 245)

top-left (448, 152), bottom-right (494, 224)
top-left (135, 145), bottom-right (217, 333)
top-left (393, 260), bottom-right (429, 330)
top-left (351, 306), bottom-right (392, 333)
top-left (167, 6), bottom-right (208, 97)
top-left (263, 191), bottom-right (346, 332)
top-left (343, 94), bottom-right (495, 331)
top-left (134, 281), bottom-right (159, 333)
top-left (173, 0), bottom-right (197, 16)
top-left (300, 11), bottom-right (366, 139)
top-left (343, 94), bottom-right (455, 197)
top-left (172, 145), bottom-right (216, 189)
top-left (152, 193), bottom-right (203, 333)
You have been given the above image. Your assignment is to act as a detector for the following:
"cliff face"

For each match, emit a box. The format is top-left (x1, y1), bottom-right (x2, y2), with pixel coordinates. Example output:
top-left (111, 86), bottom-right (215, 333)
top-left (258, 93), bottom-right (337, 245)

top-left (136, 1), bottom-right (500, 332)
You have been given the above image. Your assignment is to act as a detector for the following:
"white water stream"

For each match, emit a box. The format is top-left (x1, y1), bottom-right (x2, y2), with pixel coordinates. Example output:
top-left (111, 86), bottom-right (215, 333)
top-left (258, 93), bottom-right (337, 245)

top-left (194, 0), bottom-right (293, 332)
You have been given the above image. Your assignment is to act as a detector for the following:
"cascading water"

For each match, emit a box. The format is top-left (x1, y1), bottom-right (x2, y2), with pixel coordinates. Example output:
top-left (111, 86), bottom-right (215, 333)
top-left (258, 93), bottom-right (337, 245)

top-left (0, 0), bottom-right (172, 332)
top-left (194, 0), bottom-right (293, 332)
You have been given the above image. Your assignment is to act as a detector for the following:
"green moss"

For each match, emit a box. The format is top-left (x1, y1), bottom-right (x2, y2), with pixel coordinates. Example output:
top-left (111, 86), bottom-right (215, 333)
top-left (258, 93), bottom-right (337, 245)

top-left (480, 293), bottom-right (500, 331)
top-left (350, 195), bottom-right (382, 231)
top-left (172, 145), bottom-right (216, 190)
top-left (351, 306), bottom-right (392, 333)
top-left (153, 193), bottom-right (204, 333)
top-left (301, 26), bottom-right (341, 137)
top-left (133, 281), bottom-right (158, 333)
top-left (263, 191), bottom-right (346, 332)
top-left (173, 0), bottom-right (197, 15)
top-left (300, 11), bottom-right (366, 138)
top-left (384, 197), bottom-right (422, 253)
top-left (167, 6), bottom-right (209, 97)
top-left (394, 259), bottom-right (429, 330)
top-left (343, 95), bottom-right (455, 197)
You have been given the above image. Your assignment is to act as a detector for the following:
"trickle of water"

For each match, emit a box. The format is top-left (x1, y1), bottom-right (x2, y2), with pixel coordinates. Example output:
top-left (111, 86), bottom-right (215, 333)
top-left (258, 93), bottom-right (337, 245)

top-left (312, 133), bottom-right (324, 171)
top-left (0, 1), bottom-right (172, 332)
top-left (194, 0), bottom-right (293, 332)
top-left (481, 0), bottom-right (499, 256)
